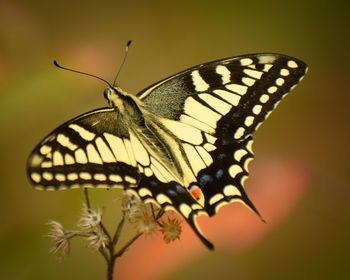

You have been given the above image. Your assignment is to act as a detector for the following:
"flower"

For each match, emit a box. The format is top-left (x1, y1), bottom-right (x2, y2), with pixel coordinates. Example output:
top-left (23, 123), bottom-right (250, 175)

top-left (133, 207), bottom-right (157, 236)
top-left (85, 226), bottom-right (109, 250)
top-left (77, 204), bottom-right (103, 231)
top-left (121, 192), bottom-right (158, 235)
top-left (47, 220), bottom-right (72, 259)
top-left (160, 217), bottom-right (182, 243)
top-left (121, 191), bottom-right (142, 221)
top-left (76, 204), bottom-right (110, 250)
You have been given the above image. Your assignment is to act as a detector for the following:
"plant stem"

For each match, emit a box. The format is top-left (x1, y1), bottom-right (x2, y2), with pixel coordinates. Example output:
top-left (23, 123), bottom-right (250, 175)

top-left (107, 243), bottom-right (116, 280)
top-left (114, 233), bottom-right (142, 258)
top-left (84, 188), bottom-right (91, 209)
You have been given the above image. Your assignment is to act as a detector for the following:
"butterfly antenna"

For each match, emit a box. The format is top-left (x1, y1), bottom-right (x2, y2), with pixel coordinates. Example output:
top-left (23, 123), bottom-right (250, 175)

top-left (113, 40), bottom-right (132, 87)
top-left (53, 60), bottom-right (113, 88)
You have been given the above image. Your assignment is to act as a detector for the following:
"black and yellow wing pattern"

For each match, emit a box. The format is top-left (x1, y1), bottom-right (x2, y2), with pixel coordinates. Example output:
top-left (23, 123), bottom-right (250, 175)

top-left (27, 53), bottom-right (307, 249)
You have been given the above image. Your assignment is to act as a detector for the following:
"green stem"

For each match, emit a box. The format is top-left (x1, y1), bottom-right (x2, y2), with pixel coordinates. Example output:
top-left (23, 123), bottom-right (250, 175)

top-left (114, 233), bottom-right (142, 258)
top-left (83, 188), bottom-right (91, 209)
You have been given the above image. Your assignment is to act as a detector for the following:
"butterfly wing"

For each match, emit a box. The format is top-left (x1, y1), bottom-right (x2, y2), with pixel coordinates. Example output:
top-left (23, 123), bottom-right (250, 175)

top-left (137, 53), bottom-right (307, 218)
top-left (27, 108), bottom-right (141, 190)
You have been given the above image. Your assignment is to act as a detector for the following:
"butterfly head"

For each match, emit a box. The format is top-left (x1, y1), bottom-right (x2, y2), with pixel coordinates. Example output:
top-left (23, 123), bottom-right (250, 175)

top-left (103, 86), bottom-right (139, 116)
top-left (103, 86), bottom-right (127, 103)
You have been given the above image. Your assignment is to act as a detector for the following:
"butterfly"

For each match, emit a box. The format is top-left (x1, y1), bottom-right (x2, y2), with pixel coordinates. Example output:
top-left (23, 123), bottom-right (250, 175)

top-left (27, 51), bottom-right (307, 249)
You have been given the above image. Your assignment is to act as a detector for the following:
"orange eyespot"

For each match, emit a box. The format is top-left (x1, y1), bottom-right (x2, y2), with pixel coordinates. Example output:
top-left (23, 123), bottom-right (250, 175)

top-left (189, 185), bottom-right (202, 200)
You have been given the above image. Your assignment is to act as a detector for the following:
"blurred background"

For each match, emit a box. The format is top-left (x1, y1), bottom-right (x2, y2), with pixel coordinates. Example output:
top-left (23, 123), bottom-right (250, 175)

top-left (1, 0), bottom-right (349, 279)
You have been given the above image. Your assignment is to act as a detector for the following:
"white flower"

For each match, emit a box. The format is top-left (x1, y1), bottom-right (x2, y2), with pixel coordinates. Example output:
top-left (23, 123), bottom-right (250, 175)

top-left (85, 226), bottom-right (109, 250)
top-left (47, 220), bottom-right (72, 258)
top-left (77, 204), bottom-right (102, 230)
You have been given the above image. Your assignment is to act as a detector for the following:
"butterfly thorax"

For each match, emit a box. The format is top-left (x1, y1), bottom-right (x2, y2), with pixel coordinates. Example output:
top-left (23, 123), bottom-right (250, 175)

top-left (105, 86), bottom-right (196, 188)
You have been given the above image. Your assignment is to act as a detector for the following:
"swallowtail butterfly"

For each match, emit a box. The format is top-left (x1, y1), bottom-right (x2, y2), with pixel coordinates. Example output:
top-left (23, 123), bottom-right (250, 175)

top-left (27, 51), bottom-right (307, 249)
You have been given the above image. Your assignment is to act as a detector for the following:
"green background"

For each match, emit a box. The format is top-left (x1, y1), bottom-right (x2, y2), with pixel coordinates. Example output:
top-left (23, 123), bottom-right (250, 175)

top-left (1, 0), bottom-right (349, 279)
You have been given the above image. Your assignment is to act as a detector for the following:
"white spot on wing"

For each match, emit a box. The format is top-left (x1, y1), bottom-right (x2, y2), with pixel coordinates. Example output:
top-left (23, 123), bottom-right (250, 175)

top-left (258, 55), bottom-right (276, 64)
top-left (57, 134), bottom-right (78, 150)
top-left (267, 86), bottom-right (278, 94)
top-left (161, 119), bottom-right (203, 145)
top-left (275, 78), bottom-right (285, 86)
top-left (64, 153), bottom-right (75, 165)
top-left (75, 149), bottom-right (88, 164)
top-left (67, 173), bottom-right (78, 180)
top-left (183, 143), bottom-right (206, 175)
top-left (150, 157), bottom-right (174, 183)
top-left (262, 64), bottom-right (273, 72)
top-left (242, 77), bottom-right (255, 86)
top-left (30, 154), bottom-right (43, 167)
top-left (53, 151), bottom-right (64, 166)
top-left (41, 161), bottom-right (52, 168)
top-left (179, 203), bottom-right (192, 218)
top-left (234, 149), bottom-right (248, 161)
top-left (243, 69), bottom-right (263, 79)
top-left (31, 173), bottom-right (41, 183)
top-left (184, 96), bottom-right (221, 128)
top-left (144, 168), bottom-right (153, 177)
top-left (55, 173), bottom-right (65, 182)
top-left (240, 58), bottom-right (253, 66)
top-left (95, 137), bottom-right (116, 163)
top-left (129, 132), bottom-right (150, 166)
top-left (226, 84), bottom-right (248, 95)
top-left (180, 114), bottom-right (215, 134)
top-left (40, 145), bottom-right (51, 155)
top-left (156, 193), bottom-right (172, 204)
top-left (209, 193), bottom-right (224, 205)
top-left (287, 60), bottom-right (298, 68)
top-left (244, 116), bottom-right (255, 127)
top-left (191, 70), bottom-right (210, 92)
top-left (246, 139), bottom-right (254, 154)
top-left (234, 127), bottom-right (245, 139)
top-left (280, 69), bottom-right (290, 76)
top-left (80, 172), bottom-right (92, 180)
top-left (109, 174), bottom-right (122, 182)
top-left (229, 164), bottom-right (243, 178)
top-left (104, 133), bottom-right (130, 165)
top-left (198, 93), bottom-right (232, 115)
top-left (69, 124), bottom-right (95, 141)
top-left (43, 172), bottom-right (53, 181)
top-left (260, 94), bottom-right (269, 103)
top-left (124, 139), bottom-right (137, 167)
top-left (94, 173), bottom-right (107, 181)
top-left (139, 188), bottom-right (152, 197)
top-left (223, 185), bottom-right (241, 196)
top-left (252, 105), bottom-right (263, 115)
top-left (86, 144), bottom-right (103, 164)
top-left (125, 176), bottom-right (137, 184)
top-left (205, 133), bottom-right (217, 144)
top-left (244, 157), bottom-right (254, 171)
top-left (216, 65), bottom-right (231, 84)
top-left (203, 143), bottom-right (216, 152)
top-left (213, 89), bottom-right (241, 106)
top-left (195, 146), bottom-right (213, 166)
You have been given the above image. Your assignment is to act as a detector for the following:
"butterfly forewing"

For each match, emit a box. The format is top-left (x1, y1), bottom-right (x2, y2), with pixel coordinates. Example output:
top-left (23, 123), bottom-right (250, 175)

top-left (138, 54), bottom-right (307, 140)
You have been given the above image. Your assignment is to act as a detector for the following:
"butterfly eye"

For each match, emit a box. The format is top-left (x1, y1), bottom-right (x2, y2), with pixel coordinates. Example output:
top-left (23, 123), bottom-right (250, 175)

top-left (103, 88), bottom-right (110, 100)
